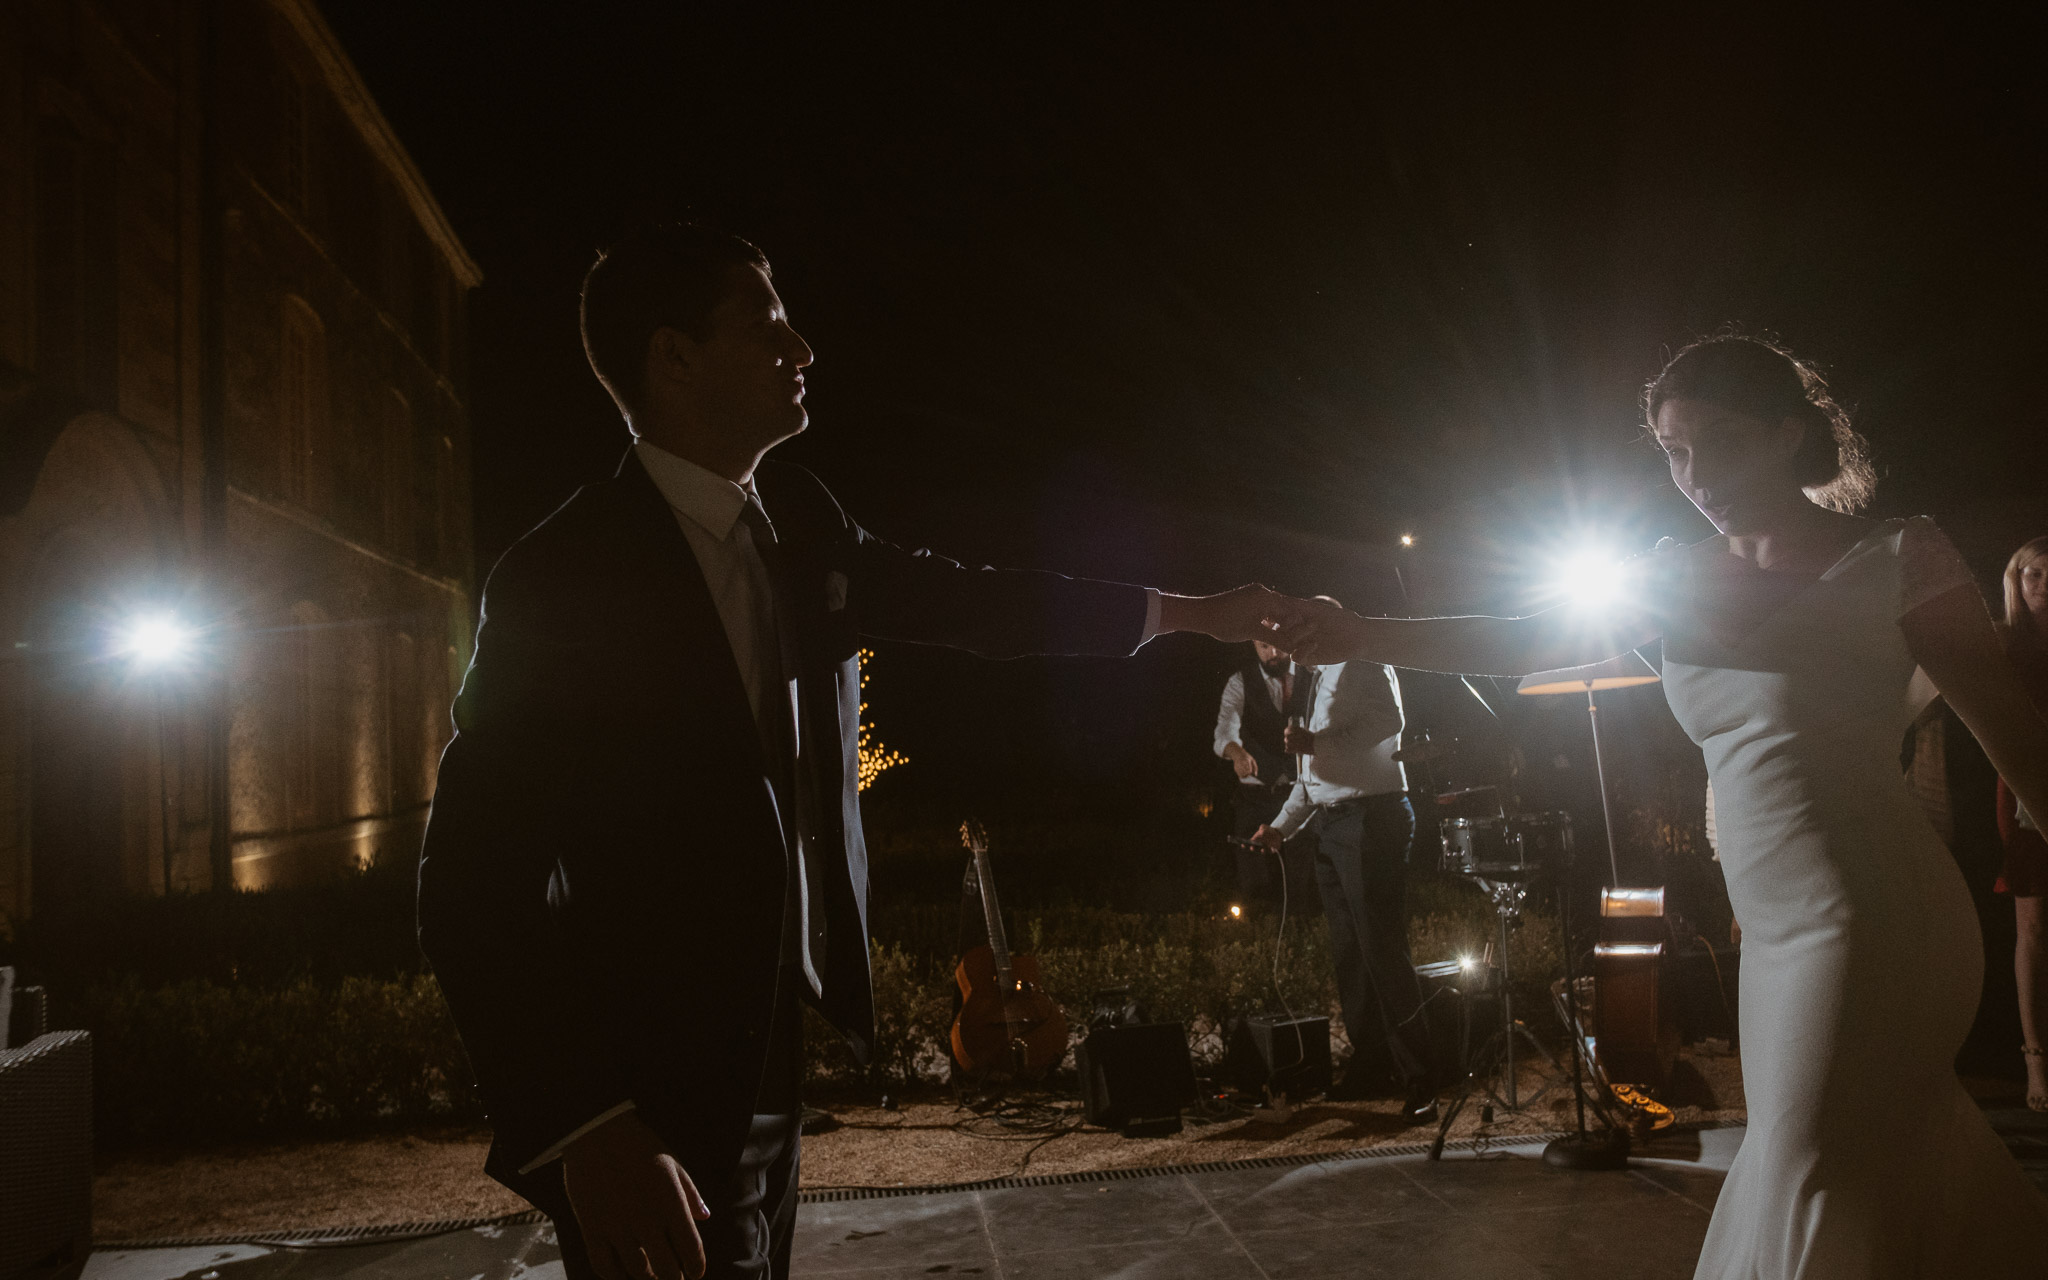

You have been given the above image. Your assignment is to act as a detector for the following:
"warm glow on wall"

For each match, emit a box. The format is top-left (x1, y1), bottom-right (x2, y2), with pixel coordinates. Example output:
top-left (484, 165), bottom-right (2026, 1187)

top-left (855, 648), bottom-right (908, 791)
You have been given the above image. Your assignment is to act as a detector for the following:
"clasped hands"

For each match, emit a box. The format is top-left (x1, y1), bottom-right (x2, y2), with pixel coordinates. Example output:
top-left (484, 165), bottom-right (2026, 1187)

top-left (1160, 585), bottom-right (1351, 662)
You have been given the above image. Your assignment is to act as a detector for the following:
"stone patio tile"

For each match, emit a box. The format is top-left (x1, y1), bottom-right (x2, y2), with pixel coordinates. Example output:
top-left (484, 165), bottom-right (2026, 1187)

top-left (1185, 1157), bottom-right (1450, 1235)
top-left (1393, 1153), bottom-right (1679, 1216)
top-left (790, 1192), bottom-right (996, 1276)
top-left (992, 1236), bottom-right (1269, 1280)
top-left (975, 1175), bottom-right (1223, 1256)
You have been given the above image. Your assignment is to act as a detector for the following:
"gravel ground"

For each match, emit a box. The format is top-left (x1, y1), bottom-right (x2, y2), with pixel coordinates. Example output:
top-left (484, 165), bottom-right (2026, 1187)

top-left (93, 1041), bottom-right (1752, 1242)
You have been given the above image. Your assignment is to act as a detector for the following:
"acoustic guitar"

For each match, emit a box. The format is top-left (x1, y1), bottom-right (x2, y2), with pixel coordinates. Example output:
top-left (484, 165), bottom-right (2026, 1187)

top-left (949, 820), bottom-right (1068, 1076)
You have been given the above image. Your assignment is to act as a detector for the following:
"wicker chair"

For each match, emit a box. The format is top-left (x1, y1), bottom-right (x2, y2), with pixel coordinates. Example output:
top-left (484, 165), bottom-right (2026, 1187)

top-left (0, 1008), bottom-right (93, 1280)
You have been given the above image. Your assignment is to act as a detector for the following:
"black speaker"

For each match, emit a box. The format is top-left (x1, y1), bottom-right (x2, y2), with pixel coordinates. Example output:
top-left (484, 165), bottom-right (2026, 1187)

top-left (1227, 1014), bottom-right (1332, 1099)
top-left (1412, 960), bottom-right (1473, 1072)
top-left (1076, 1022), bottom-right (1199, 1133)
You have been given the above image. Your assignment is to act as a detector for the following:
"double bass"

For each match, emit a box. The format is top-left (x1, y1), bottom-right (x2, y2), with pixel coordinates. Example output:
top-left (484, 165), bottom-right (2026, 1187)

top-left (949, 821), bottom-right (1068, 1076)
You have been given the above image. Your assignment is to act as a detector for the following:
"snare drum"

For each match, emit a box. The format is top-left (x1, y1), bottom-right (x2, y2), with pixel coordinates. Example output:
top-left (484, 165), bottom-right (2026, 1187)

top-left (1440, 815), bottom-right (1515, 877)
top-left (1507, 811), bottom-right (1573, 868)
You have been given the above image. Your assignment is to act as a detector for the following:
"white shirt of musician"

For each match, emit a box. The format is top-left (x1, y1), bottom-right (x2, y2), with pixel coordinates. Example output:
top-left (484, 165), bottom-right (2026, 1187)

top-left (1270, 661), bottom-right (1408, 838)
top-left (1212, 663), bottom-right (1298, 784)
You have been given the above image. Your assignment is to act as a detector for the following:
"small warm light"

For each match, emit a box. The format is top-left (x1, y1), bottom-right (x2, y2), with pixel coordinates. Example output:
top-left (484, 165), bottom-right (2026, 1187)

top-left (1399, 533), bottom-right (1415, 547)
top-left (1229, 904), bottom-right (1244, 920)
top-left (118, 613), bottom-right (194, 669)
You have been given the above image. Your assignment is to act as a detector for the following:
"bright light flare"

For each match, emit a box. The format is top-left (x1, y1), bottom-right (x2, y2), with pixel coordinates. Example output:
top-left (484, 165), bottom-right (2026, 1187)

top-left (1459, 955), bottom-right (1477, 971)
top-left (117, 613), bottom-right (194, 669)
top-left (1228, 904), bottom-right (1244, 920)
top-left (1399, 533), bottom-right (1415, 548)
top-left (1554, 547), bottom-right (1624, 611)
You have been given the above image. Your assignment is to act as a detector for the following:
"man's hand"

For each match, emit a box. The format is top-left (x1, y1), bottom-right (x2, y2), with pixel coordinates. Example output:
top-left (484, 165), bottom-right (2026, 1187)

top-left (561, 1111), bottom-right (711, 1280)
top-left (1223, 743), bottom-right (1259, 780)
top-left (1159, 586), bottom-right (1319, 645)
top-left (1251, 823), bottom-right (1284, 852)
top-left (1282, 726), bottom-right (1316, 755)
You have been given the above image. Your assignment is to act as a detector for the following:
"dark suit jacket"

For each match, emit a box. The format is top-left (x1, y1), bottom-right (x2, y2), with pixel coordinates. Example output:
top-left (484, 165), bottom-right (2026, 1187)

top-left (417, 451), bottom-right (1147, 1190)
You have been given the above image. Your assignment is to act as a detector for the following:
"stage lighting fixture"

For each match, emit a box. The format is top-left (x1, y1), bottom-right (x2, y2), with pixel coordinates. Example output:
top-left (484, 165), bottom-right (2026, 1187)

top-left (1555, 547), bottom-right (1622, 610)
top-left (1228, 904), bottom-right (1244, 920)
top-left (118, 613), bottom-right (194, 669)
top-left (1459, 955), bottom-right (1477, 971)
top-left (1399, 533), bottom-right (1415, 547)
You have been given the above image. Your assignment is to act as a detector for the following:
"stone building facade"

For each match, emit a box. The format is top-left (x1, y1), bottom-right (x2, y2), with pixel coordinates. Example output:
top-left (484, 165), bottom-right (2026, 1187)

top-left (0, 0), bottom-right (478, 920)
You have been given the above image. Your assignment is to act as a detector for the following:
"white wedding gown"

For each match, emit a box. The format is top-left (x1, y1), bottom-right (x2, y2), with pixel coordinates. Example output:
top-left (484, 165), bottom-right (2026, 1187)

top-left (1659, 516), bottom-right (2048, 1279)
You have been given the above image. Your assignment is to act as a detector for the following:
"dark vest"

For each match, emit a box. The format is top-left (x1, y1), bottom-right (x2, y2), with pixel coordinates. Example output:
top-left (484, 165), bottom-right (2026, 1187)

top-left (1238, 659), bottom-right (1307, 784)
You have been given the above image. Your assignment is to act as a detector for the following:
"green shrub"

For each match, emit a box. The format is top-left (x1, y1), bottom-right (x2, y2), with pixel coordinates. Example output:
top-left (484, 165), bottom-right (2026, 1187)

top-left (70, 974), bottom-right (477, 1146)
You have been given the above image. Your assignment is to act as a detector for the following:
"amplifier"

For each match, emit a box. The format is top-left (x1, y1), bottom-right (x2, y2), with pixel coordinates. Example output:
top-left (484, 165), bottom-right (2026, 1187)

top-left (1227, 1014), bottom-right (1332, 1099)
top-left (1412, 960), bottom-right (1473, 1069)
top-left (1076, 1022), bottom-right (1198, 1134)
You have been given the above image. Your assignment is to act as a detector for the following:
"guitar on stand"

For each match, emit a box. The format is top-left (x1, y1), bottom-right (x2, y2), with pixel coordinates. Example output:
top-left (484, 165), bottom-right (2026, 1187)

top-left (950, 820), bottom-right (1068, 1079)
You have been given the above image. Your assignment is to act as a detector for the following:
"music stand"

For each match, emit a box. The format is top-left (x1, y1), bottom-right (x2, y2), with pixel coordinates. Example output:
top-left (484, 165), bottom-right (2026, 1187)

top-left (1516, 651), bottom-right (1660, 1171)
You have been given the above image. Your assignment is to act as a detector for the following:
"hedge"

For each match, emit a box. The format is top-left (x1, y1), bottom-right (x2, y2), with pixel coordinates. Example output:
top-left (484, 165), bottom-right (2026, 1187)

top-left (56, 894), bottom-right (1561, 1147)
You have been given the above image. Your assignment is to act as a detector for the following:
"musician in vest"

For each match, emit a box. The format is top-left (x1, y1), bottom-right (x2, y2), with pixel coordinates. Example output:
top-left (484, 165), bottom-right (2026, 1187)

top-left (1251, 611), bottom-right (1439, 1117)
top-left (417, 221), bottom-right (1296, 1280)
top-left (1214, 639), bottom-right (1310, 903)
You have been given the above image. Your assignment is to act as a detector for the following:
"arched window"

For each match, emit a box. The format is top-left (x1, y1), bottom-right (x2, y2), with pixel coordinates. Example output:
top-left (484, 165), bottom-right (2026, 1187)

top-left (280, 298), bottom-right (326, 510)
top-left (384, 389), bottom-right (413, 557)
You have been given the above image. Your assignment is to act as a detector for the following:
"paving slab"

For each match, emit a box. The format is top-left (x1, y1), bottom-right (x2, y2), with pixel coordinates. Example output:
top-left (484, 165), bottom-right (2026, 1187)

top-left (85, 1114), bottom-right (2048, 1280)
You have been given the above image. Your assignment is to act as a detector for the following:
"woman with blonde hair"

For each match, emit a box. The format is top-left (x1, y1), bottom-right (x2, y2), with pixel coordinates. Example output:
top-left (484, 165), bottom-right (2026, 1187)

top-left (1995, 535), bottom-right (2048, 1109)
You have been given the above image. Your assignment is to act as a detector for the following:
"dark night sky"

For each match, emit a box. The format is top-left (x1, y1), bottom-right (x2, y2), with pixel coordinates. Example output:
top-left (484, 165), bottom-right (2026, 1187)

top-left (328, 3), bottom-right (2046, 827)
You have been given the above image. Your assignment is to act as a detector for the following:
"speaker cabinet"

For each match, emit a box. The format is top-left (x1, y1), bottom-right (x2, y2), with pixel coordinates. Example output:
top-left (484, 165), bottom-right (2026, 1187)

top-left (1227, 1014), bottom-right (1332, 1099)
top-left (1076, 1022), bottom-right (1198, 1132)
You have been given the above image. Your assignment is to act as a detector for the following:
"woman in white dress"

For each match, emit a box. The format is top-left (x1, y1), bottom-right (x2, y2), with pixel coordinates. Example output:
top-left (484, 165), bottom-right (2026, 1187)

top-left (1271, 333), bottom-right (2048, 1277)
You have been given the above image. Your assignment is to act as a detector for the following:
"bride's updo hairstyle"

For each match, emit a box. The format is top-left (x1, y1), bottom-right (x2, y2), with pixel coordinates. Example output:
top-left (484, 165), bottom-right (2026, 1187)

top-left (1643, 331), bottom-right (1877, 513)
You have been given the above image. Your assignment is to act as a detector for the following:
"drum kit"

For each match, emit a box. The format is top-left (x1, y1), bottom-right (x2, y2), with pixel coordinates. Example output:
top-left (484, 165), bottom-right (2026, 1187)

top-left (1422, 785), bottom-right (1571, 1156)
top-left (1405, 653), bottom-right (1669, 1167)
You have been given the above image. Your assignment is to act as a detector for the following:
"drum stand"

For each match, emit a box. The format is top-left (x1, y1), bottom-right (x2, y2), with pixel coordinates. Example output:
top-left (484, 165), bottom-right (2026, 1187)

top-left (1428, 875), bottom-right (1562, 1160)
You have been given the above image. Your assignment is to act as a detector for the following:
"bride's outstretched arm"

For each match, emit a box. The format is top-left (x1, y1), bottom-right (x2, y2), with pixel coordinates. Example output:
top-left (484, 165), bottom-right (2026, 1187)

top-left (1270, 602), bottom-right (1660, 677)
top-left (1904, 583), bottom-right (2048, 827)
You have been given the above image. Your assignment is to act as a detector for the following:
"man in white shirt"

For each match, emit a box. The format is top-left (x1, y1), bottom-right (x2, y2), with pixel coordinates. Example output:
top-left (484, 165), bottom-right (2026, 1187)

top-left (1252, 627), bottom-right (1439, 1118)
top-left (1213, 639), bottom-right (1308, 904)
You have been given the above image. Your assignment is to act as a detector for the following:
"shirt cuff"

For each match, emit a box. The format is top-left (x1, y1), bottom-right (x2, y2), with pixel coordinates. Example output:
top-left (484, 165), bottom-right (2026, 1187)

top-left (1137, 589), bottom-right (1163, 647)
top-left (517, 1100), bottom-right (638, 1174)
top-left (1272, 786), bottom-right (1311, 838)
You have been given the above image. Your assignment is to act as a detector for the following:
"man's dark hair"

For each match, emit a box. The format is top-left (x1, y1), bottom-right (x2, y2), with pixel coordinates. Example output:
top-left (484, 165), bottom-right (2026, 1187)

top-left (1642, 330), bottom-right (1877, 513)
top-left (579, 220), bottom-right (769, 416)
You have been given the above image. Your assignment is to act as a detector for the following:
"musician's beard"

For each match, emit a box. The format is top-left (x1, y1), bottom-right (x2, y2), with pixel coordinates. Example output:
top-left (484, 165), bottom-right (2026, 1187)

top-left (1260, 658), bottom-right (1290, 678)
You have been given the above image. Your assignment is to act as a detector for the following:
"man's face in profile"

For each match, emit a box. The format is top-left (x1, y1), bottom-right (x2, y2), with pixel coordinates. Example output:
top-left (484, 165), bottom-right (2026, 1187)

top-left (1254, 639), bottom-right (1288, 675)
top-left (675, 264), bottom-right (815, 456)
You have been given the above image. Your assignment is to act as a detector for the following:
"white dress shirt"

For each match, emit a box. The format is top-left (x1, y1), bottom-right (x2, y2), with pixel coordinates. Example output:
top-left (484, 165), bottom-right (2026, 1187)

top-left (1213, 663), bottom-right (1296, 784)
top-left (1270, 661), bottom-right (1407, 837)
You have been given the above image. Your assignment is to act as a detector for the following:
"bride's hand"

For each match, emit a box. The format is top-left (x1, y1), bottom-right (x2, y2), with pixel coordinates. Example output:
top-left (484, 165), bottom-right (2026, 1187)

top-left (1268, 597), bottom-right (1355, 665)
top-left (1160, 585), bottom-right (1319, 644)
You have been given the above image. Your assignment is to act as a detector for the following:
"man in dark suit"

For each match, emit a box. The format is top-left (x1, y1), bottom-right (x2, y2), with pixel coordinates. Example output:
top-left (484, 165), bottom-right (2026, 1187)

top-left (417, 222), bottom-right (1281, 1280)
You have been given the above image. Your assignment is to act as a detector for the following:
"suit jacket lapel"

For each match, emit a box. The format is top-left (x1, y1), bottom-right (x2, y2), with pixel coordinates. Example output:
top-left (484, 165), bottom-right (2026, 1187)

top-left (605, 449), bottom-right (766, 781)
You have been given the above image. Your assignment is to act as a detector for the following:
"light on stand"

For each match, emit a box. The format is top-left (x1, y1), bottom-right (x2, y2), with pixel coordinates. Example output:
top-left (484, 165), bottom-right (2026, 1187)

top-left (1229, 904), bottom-right (1243, 920)
top-left (1517, 651), bottom-right (1662, 1173)
top-left (117, 614), bottom-right (195, 670)
top-left (1553, 548), bottom-right (1623, 611)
